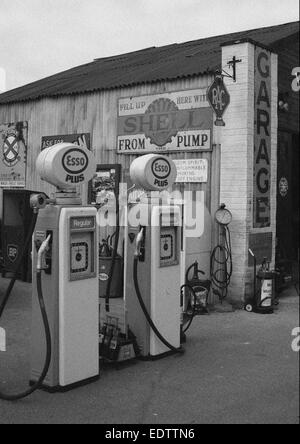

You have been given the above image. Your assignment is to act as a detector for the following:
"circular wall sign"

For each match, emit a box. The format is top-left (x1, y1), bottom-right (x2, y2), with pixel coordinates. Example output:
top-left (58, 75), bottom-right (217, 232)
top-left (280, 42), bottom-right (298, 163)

top-left (279, 177), bottom-right (289, 197)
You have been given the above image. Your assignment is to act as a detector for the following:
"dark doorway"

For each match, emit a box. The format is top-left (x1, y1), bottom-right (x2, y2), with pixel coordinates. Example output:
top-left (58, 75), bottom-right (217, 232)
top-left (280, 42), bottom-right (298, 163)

top-left (276, 132), bottom-right (299, 277)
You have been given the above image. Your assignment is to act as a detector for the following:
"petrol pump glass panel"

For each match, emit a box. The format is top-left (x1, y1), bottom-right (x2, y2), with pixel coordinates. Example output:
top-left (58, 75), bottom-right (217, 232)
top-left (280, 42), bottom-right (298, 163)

top-left (69, 216), bottom-right (97, 281)
top-left (71, 242), bottom-right (89, 273)
top-left (159, 227), bottom-right (178, 267)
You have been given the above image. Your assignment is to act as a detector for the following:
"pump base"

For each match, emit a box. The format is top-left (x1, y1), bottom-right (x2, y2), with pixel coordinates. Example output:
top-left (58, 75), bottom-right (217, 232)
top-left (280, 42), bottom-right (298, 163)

top-left (244, 301), bottom-right (274, 315)
top-left (253, 308), bottom-right (274, 315)
top-left (29, 374), bottom-right (100, 393)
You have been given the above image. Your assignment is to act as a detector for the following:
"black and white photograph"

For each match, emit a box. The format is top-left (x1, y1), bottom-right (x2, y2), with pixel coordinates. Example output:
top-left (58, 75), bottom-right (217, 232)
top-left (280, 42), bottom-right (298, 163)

top-left (0, 0), bottom-right (299, 428)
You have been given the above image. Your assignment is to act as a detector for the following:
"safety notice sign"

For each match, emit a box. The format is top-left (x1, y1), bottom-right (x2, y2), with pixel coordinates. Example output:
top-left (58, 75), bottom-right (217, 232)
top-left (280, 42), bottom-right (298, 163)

top-left (174, 158), bottom-right (208, 183)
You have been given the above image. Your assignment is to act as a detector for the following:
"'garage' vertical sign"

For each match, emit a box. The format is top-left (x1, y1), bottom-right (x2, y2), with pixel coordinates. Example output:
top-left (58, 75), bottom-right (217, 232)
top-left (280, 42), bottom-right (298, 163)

top-left (253, 48), bottom-right (272, 228)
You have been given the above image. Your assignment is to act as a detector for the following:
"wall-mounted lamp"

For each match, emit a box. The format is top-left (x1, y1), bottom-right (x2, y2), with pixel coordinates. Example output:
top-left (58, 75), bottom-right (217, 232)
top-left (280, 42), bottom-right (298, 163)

top-left (278, 92), bottom-right (289, 113)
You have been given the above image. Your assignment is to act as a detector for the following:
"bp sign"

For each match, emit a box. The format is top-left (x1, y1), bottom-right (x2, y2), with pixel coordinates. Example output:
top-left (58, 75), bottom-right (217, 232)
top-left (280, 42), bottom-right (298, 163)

top-left (207, 76), bottom-right (230, 126)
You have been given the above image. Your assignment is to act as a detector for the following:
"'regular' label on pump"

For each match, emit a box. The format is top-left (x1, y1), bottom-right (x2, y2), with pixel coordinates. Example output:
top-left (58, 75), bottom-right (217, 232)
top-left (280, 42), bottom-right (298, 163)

top-left (70, 216), bottom-right (95, 230)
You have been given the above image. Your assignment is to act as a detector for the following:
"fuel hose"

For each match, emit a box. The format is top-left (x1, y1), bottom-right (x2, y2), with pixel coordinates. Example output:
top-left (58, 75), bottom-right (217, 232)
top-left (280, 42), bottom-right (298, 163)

top-left (105, 191), bottom-right (120, 312)
top-left (210, 225), bottom-right (233, 302)
top-left (0, 213), bottom-right (51, 401)
top-left (133, 257), bottom-right (184, 355)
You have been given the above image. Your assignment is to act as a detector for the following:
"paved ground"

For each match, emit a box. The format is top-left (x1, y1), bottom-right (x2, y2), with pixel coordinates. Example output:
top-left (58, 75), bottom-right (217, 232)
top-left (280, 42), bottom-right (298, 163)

top-left (0, 277), bottom-right (299, 424)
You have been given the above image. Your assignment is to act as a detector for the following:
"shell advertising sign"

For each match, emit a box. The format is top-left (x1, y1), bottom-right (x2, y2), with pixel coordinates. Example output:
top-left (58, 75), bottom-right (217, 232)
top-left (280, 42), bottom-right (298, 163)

top-left (0, 121), bottom-right (27, 188)
top-left (117, 89), bottom-right (213, 154)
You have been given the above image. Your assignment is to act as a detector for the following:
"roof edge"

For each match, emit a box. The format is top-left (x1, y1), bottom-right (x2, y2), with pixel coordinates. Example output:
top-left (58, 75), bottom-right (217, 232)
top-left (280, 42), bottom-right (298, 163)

top-left (221, 37), bottom-right (279, 54)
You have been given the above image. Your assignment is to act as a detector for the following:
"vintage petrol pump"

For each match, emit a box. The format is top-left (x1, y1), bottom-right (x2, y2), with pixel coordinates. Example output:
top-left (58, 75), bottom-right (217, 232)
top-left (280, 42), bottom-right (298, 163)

top-left (30, 143), bottom-right (99, 391)
top-left (125, 154), bottom-right (183, 358)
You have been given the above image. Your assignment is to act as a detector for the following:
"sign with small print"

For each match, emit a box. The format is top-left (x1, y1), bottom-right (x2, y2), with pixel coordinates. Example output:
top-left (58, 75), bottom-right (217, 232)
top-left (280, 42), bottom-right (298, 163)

top-left (174, 158), bottom-right (208, 183)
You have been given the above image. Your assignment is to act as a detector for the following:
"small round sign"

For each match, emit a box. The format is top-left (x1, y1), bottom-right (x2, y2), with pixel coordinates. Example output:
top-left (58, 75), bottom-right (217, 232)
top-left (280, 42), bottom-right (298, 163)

top-left (62, 148), bottom-right (89, 175)
top-left (151, 158), bottom-right (171, 180)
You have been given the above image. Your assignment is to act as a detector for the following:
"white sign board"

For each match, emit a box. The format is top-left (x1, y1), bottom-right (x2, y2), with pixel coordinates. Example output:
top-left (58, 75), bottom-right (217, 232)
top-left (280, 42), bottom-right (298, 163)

top-left (174, 159), bottom-right (208, 183)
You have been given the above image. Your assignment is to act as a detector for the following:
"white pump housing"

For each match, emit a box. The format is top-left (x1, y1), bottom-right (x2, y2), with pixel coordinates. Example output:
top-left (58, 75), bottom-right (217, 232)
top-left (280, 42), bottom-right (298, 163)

top-left (31, 142), bottom-right (99, 391)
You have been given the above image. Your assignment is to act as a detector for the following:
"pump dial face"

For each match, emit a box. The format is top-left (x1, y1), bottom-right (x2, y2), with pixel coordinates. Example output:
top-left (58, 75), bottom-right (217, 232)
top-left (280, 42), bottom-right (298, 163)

top-left (215, 207), bottom-right (232, 226)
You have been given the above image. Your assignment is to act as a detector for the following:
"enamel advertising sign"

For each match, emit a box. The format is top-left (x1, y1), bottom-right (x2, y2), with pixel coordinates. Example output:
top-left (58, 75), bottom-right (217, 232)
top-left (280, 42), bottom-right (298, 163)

top-left (41, 133), bottom-right (90, 151)
top-left (117, 89), bottom-right (213, 154)
top-left (0, 122), bottom-right (28, 188)
top-left (207, 76), bottom-right (230, 126)
top-left (253, 48), bottom-right (272, 228)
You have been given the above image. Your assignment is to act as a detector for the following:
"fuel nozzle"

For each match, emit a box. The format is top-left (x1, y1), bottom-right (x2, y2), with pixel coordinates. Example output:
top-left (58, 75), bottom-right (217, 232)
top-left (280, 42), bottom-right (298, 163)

top-left (134, 227), bottom-right (145, 259)
top-left (37, 235), bottom-right (52, 271)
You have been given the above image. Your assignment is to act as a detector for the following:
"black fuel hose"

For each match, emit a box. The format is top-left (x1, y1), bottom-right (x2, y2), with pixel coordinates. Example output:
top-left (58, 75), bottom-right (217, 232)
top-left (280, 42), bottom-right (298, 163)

top-left (210, 225), bottom-right (233, 302)
top-left (0, 213), bottom-right (52, 401)
top-left (133, 257), bottom-right (184, 355)
top-left (105, 193), bottom-right (120, 312)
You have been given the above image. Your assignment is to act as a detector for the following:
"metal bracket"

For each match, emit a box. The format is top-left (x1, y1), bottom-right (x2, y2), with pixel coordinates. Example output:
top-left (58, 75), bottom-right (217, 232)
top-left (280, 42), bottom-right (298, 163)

top-left (216, 56), bottom-right (242, 82)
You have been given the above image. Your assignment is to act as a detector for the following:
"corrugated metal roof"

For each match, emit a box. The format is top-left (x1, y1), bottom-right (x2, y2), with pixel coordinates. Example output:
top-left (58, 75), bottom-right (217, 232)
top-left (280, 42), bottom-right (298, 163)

top-left (0, 21), bottom-right (299, 104)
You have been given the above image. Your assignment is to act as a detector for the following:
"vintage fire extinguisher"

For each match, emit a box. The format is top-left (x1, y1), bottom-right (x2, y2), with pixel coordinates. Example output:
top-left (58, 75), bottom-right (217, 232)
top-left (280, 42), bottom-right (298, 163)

top-left (245, 250), bottom-right (276, 314)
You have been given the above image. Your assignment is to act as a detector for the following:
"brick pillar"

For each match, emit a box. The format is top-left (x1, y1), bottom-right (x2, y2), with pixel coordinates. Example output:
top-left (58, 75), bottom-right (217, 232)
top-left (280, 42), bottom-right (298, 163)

top-left (219, 40), bottom-right (278, 305)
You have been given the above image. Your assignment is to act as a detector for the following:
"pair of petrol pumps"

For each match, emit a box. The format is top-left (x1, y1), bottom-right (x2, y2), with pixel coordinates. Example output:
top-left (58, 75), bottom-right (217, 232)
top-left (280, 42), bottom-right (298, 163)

top-left (0, 143), bottom-right (184, 400)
